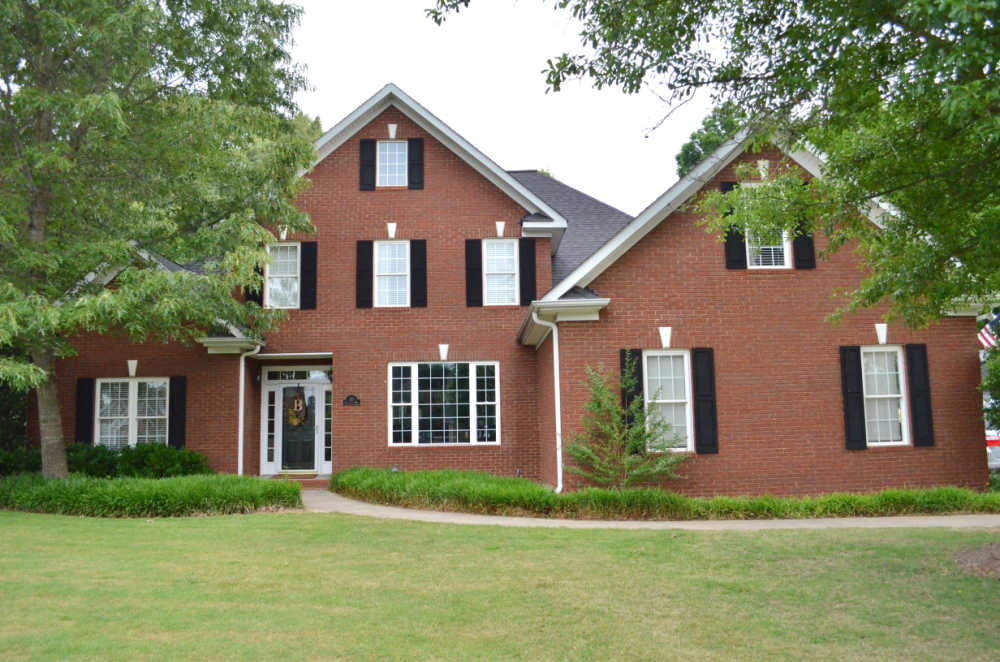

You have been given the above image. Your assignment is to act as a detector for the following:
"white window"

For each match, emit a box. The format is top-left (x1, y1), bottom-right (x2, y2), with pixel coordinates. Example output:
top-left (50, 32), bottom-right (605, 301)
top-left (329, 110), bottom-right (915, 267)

top-left (388, 361), bottom-right (500, 445)
top-left (377, 140), bottom-right (407, 187)
top-left (861, 346), bottom-right (910, 445)
top-left (746, 228), bottom-right (792, 268)
top-left (375, 240), bottom-right (410, 307)
top-left (643, 350), bottom-right (694, 451)
top-left (96, 378), bottom-right (169, 449)
top-left (483, 239), bottom-right (518, 306)
top-left (265, 243), bottom-right (300, 309)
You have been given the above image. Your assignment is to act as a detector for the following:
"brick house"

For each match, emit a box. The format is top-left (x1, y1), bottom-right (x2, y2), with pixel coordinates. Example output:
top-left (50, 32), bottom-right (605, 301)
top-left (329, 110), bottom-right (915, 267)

top-left (36, 84), bottom-right (989, 496)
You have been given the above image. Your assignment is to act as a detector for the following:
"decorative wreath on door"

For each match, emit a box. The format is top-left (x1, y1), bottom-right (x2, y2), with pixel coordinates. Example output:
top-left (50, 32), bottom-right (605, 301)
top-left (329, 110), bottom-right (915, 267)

top-left (286, 392), bottom-right (308, 427)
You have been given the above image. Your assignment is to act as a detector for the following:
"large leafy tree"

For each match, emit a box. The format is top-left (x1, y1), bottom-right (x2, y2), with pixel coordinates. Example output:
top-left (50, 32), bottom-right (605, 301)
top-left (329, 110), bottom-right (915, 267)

top-left (431, 0), bottom-right (1000, 413)
top-left (675, 102), bottom-right (744, 178)
top-left (0, 1), bottom-right (315, 476)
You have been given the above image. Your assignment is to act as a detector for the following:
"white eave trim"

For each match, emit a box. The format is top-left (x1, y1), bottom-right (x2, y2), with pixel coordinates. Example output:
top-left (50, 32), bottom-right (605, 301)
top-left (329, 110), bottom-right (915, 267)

top-left (517, 298), bottom-right (611, 347)
top-left (310, 84), bottom-right (568, 249)
top-left (198, 337), bottom-right (263, 354)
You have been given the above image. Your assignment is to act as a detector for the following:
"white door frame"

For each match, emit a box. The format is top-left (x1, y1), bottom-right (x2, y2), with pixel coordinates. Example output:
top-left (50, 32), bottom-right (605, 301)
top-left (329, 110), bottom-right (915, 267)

top-left (259, 366), bottom-right (332, 475)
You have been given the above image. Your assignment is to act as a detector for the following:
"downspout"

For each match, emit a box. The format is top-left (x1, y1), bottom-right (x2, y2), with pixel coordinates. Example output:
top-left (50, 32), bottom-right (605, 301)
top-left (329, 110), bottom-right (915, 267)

top-left (531, 311), bottom-right (563, 493)
top-left (237, 344), bottom-right (262, 475)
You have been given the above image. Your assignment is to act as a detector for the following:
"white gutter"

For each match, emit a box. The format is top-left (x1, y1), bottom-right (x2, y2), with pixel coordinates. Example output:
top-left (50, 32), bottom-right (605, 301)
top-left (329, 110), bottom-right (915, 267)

top-left (531, 311), bottom-right (564, 493)
top-left (237, 344), bottom-right (262, 475)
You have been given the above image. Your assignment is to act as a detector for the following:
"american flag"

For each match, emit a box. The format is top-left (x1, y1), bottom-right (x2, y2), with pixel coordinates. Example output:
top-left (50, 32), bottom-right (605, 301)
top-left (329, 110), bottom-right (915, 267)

top-left (978, 312), bottom-right (1000, 349)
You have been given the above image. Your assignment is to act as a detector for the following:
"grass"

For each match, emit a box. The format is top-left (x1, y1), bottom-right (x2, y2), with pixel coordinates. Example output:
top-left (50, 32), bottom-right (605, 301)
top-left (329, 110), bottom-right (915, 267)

top-left (0, 511), bottom-right (997, 660)
top-left (331, 468), bottom-right (1000, 520)
top-left (0, 473), bottom-right (301, 517)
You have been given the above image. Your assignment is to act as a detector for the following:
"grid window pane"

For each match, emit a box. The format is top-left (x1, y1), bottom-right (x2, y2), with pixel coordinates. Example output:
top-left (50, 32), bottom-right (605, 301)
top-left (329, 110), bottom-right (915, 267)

top-left (98, 379), bottom-right (168, 448)
top-left (266, 244), bottom-right (299, 308)
top-left (483, 240), bottom-right (517, 305)
top-left (99, 382), bottom-right (129, 418)
top-left (266, 391), bottom-right (276, 462)
top-left (324, 391), bottom-right (332, 462)
top-left (644, 353), bottom-right (690, 451)
top-left (136, 418), bottom-right (167, 444)
top-left (375, 242), bottom-right (409, 306)
top-left (377, 275), bottom-right (408, 306)
top-left (377, 141), bottom-right (407, 187)
top-left (390, 362), bottom-right (498, 445)
top-left (99, 418), bottom-right (129, 450)
top-left (862, 348), bottom-right (905, 444)
top-left (137, 381), bottom-right (167, 417)
top-left (746, 230), bottom-right (787, 267)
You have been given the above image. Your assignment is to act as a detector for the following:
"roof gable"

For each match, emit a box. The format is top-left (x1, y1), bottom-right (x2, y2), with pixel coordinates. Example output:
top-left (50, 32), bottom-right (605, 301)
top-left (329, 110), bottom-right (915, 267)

top-left (311, 84), bottom-right (568, 248)
top-left (541, 131), bottom-right (833, 301)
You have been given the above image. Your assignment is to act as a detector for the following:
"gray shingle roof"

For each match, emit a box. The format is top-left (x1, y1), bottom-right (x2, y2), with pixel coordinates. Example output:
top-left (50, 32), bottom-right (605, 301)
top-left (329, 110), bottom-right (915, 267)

top-left (508, 170), bottom-right (632, 287)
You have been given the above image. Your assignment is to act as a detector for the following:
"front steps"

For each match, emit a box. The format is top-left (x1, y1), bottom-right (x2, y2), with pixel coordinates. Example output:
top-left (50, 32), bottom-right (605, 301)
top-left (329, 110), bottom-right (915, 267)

top-left (271, 474), bottom-right (330, 489)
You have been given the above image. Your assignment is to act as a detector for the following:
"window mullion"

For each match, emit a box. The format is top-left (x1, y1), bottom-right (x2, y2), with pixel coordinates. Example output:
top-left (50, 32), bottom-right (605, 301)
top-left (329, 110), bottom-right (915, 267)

top-left (128, 380), bottom-right (137, 447)
top-left (410, 364), bottom-right (418, 445)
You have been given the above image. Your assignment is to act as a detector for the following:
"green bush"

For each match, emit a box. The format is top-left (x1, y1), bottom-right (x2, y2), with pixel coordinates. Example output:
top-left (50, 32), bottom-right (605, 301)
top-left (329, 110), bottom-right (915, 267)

top-left (990, 471), bottom-right (999, 492)
top-left (1, 444), bottom-right (212, 478)
top-left (0, 473), bottom-right (301, 517)
top-left (330, 468), bottom-right (1000, 520)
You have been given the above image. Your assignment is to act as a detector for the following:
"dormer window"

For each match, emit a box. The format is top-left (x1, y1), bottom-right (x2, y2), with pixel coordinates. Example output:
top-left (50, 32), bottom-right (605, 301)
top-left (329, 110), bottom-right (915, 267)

top-left (746, 229), bottom-right (792, 269)
top-left (377, 140), bottom-right (407, 187)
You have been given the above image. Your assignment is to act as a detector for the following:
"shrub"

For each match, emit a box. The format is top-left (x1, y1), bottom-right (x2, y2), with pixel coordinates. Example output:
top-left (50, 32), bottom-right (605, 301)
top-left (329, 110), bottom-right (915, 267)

top-left (0, 473), bottom-right (301, 517)
top-left (330, 468), bottom-right (1000, 520)
top-left (565, 358), bottom-right (688, 490)
top-left (1, 444), bottom-right (212, 478)
top-left (989, 471), bottom-right (999, 492)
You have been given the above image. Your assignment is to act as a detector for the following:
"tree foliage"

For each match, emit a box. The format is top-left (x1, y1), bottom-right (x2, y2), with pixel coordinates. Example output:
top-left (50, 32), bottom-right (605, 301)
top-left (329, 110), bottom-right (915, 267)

top-left (566, 358), bottom-right (687, 490)
top-left (675, 102), bottom-right (744, 178)
top-left (0, 1), bottom-right (314, 475)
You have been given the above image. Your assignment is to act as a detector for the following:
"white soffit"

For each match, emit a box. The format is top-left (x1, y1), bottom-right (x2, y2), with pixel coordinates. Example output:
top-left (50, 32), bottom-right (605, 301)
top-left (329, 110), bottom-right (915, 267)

top-left (311, 84), bottom-right (568, 240)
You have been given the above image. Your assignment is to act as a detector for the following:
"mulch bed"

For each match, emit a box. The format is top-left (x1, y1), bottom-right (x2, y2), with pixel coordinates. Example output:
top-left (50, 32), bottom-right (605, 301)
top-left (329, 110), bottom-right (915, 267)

top-left (954, 542), bottom-right (1000, 580)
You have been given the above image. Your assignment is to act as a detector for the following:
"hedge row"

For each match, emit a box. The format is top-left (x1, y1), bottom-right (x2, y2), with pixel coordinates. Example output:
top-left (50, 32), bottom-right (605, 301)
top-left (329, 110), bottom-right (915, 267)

top-left (0, 474), bottom-right (302, 517)
top-left (330, 468), bottom-right (1000, 520)
top-left (0, 444), bottom-right (212, 478)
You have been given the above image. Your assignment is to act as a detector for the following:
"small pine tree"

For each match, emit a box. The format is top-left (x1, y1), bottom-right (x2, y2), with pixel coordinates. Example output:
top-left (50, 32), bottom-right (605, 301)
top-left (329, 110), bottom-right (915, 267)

top-left (566, 355), bottom-right (688, 490)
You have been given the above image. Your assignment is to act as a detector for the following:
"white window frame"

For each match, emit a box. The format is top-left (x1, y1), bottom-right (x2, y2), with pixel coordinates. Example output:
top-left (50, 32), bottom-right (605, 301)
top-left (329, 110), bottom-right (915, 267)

top-left (263, 242), bottom-right (301, 309)
top-left (642, 350), bottom-right (695, 452)
top-left (376, 140), bottom-right (408, 187)
top-left (482, 238), bottom-right (519, 306)
top-left (745, 228), bottom-right (793, 269)
top-left (386, 361), bottom-right (501, 446)
top-left (374, 240), bottom-right (410, 308)
top-left (860, 345), bottom-right (911, 446)
top-left (94, 377), bottom-right (170, 448)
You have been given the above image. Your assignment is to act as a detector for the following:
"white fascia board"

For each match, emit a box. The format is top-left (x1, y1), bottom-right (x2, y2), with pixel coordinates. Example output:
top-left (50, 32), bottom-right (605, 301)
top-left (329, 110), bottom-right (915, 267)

top-left (309, 83), bottom-right (568, 235)
top-left (521, 221), bottom-right (566, 253)
top-left (252, 352), bottom-right (334, 360)
top-left (517, 298), bottom-right (611, 346)
top-left (197, 337), bottom-right (263, 354)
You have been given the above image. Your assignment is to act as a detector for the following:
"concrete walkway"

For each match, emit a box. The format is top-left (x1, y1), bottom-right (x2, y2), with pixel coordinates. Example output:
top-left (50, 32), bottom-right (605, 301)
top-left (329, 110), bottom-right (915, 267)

top-left (301, 489), bottom-right (1000, 531)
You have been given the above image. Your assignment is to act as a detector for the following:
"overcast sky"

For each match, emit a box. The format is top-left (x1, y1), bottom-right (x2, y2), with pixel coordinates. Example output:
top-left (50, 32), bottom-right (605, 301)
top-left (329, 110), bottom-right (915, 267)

top-left (290, 0), bottom-right (712, 216)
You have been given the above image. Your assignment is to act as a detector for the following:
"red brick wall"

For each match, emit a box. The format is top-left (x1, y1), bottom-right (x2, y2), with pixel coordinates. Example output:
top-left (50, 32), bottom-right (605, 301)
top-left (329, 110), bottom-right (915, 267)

top-left (555, 147), bottom-right (988, 496)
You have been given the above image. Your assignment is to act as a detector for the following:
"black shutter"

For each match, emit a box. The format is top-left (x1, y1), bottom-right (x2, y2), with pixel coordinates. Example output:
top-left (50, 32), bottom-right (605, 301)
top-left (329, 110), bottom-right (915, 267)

top-left (692, 348), bottom-right (719, 454)
top-left (359, 139), bottom-right (376, 191)
top-left (246, 266), bottom-right (263, 306)
top-left (168, 376), bottom-right (186, 449)
top-left (465, 239), bottom-right (482, 307)
top-left (840, 346), bottom-right (867, 450)
top-left (299, 242), bottom-right (317, 310)
top-left (74, 378), bottom-right (95, 445)
top-left (407, 138), bottom-right (424, 190)
top-left (793, 221), bottom-right (816, 269)
top-left (356, 240), bottom-right (373, 308)
top-left (519, 238), bottom-right (536, 306)
top-left (721, 182), bottom-right (747, 269)
top-left (410, 240), bottom-right (427, 307)
top-left (906, 344), bottom-right (935, 447)
top-left (619, 349), bottom-right (644, 427)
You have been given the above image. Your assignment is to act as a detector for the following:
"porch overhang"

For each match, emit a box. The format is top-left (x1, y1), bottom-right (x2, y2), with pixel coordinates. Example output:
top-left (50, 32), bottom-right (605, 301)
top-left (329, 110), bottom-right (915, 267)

top-left (197, 337), bottom-right (263, 354)
top-left (517, 298), bottom-right (610, 347)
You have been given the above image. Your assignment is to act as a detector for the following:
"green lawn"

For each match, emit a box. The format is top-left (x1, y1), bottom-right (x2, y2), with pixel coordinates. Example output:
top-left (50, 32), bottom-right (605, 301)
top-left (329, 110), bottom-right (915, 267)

top-left (1, 512), bottom-right (997, 661)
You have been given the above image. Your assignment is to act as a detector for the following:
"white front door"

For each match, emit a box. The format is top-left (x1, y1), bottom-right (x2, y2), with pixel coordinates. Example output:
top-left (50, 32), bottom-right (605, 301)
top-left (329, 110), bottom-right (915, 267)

top-left (260, 367), bottom-right (332, 475)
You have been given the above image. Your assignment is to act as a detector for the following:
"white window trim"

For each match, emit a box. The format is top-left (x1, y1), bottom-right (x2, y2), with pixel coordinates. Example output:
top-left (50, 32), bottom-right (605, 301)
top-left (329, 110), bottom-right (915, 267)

top-left (745, 228), bottom-right (793, 269)
top-left (386, 361), bottom-right (501, 447)
top-left (482, 238), bottom-right (519, 306)
top-left (376, 140), bottom-right (408, 188)
top-left (860, 345), bottom-right (911, 446)
top-left (642, 350), bottom-right (694, 452)
top-left (374, 240), bottom-right (411, 308)
top-left (94, 377), bottom-right (170, 448)
top-left (263, 242), bottom-right (301, 309)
